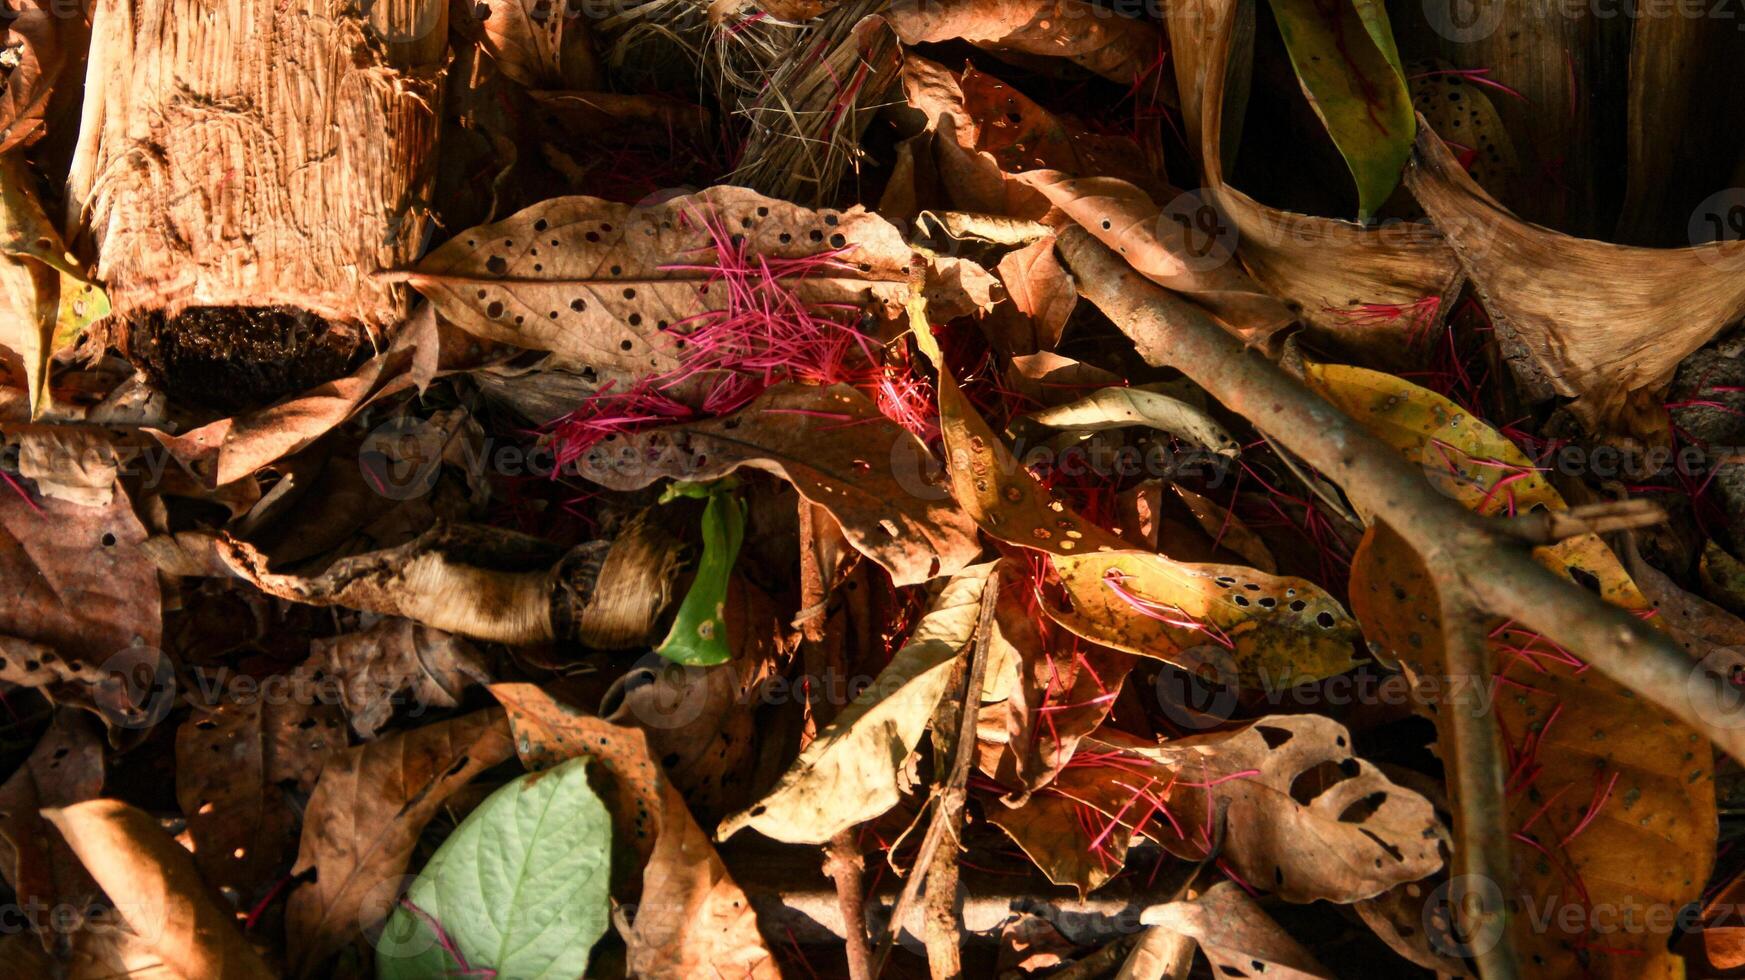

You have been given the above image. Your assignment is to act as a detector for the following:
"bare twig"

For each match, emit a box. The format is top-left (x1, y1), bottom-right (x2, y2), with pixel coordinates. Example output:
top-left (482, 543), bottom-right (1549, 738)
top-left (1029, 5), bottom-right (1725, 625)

top-left (871, 572), bottom-right (1001, 978)
top-left (824, 830), bottom-right (874, 980)
top-left (1491, 498), bottom-right (1666, 545)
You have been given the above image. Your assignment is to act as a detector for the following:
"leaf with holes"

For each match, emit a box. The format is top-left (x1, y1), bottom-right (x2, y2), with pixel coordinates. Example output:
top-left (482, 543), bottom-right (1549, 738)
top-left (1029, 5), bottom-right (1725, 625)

top-left (378, 756), bottom-right (612, 980)
top-left (913, 319), bottom-right (1358, 685)
top-left (717, 561), bottom-right (1000, 844)
top-left (577, 382), bottom-right (981, 587)
top-left (1127, 715), bottom-right (1444, 903)
top-left (402, 187), bottom-right (915, 378)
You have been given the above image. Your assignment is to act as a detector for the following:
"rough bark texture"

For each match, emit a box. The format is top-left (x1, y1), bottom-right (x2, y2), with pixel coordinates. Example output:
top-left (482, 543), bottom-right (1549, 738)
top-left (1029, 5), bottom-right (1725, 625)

top-left (67, 0), bottom-right (444, 329)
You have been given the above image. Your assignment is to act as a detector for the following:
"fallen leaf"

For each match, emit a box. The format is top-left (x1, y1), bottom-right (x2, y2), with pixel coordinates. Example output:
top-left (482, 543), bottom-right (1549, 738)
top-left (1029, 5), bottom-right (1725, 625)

top-left (1265, 0), bottom-right (1414, 220)
top-left (986, 774), bottom-right (1135, 895)
top-left (377, 757), bottom-right (611, 979)
top-left (285, 709), bottom-right (516, 976)
top-left (0, 481), bottom-right (160, 663)
top-left (0, 1), bottom-right (70, 154)
top-left (717, 560), bottom-right (1000, 844)
top-left (1026, 385), bottom-right (1241, 456)
top-left (45, 799), bottom-right (275, 979)
top-left (1173, 484), bottom-right (1278, 573)
top-left (576, 383), bottom-right (981, 587)
top-left (1319, 365), bottom-right (1717, 975)
top-left (1405, 122), bottom-right (1745, 436)
top-left (654, 484), bottom-right (744, 665)
top-left (403, 188), bottom-right (915, 376)
top-left (0, 711), bottom-right (102, 945)
top-left (175, 685), bottom-right (344, 902)
top-left (292, 618), bottom-right (492, 739)
top-left (1142, 881), bottom-right (1332, 978)
top-left (884, 0), bottom-right (1164, 84)
top-left (1106, 716), bottom-right (1444, 903)
top-left (487, 683), bottom-right (779, 978)
top-left (989, 235), bottom-right (1076, 354)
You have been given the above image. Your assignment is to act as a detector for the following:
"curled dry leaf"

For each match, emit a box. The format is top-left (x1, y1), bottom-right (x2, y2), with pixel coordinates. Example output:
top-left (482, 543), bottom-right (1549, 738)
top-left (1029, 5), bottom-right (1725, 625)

top-left (292, 618), bottom-right (491, 739)
top-left (985, 767), bottom-right (1138, 895)
top-left (45, 799), bottom-right (275, 979)
top-left (717, 560), bottom-right (1000, 844)
top-left (1317, 365), bottom-right (1717, 975)
top-left (1406, 122), bottom-right (1745, 436)
top-left (1141, 881), bottom-right (1332, 979)
top-left (917, 323), bottom-right (1359, 685)
top-left (487, 683), bottom-right (779, 979)
top-left (404, 188), bottom-right (916, 377)
top-left (1018, 172), bottom-right (1295, 345)
top-left (285, 709), bottom-right (516, 977)
top-left (175, 686), bottom-right (344, 901)
top-left (576, 382), bottom-right (981, 587)
top-left (884, 0), bottom-right (1163, 84)
top-left (161, 519), bottom-right (678, 649)
top-left (1025, 385), bottom-right (1241, 457)
top-left (1167, 0), bottom-right (1463, 361)
top-left (0, 0), bottom-right (70, 153)
top-left (0, 711), bottom-right (102, 946)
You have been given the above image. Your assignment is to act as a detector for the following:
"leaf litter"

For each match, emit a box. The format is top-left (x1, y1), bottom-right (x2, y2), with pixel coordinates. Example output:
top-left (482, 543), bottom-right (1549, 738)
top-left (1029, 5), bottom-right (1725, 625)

top-left (1, 0), bottom-right (1743, 976)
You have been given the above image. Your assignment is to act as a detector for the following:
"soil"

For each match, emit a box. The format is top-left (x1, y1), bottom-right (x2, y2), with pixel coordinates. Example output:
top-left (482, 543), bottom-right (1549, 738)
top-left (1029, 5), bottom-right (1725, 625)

top-left (127, 305), bottom-right (367, 413)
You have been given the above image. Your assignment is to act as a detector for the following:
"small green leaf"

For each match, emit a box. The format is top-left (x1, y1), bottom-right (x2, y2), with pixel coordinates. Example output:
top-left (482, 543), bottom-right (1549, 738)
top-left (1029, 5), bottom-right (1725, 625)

top-left (655, 487), bottom-right (745, 666)
top-left (376, 756), bottom-right (611, 980)
top-left (1266, 0), bottom-right (1415, 221)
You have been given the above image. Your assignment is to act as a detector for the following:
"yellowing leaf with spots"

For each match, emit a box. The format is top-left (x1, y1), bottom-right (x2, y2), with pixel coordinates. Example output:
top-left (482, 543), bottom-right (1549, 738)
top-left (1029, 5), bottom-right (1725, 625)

top-left (914, 318), bottom-right (1358, 686)
top-left (1317, 363), bottom-right (1717, 977)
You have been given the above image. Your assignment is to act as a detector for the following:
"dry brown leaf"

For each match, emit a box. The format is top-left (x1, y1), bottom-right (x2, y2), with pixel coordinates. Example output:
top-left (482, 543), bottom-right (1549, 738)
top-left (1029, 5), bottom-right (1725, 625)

top-left (403, 188), bottom-right (918, 376)
top-left (0, 0), bottom-right (73, 154)
top-left (576, 382), bottom-right (981, 587)
top-left (601, 576), bottom-right (786, 817)
top-left (45, 799), bottom-right (275, 979)
top-left (1172, 484), bottom-right (1277, 573)
top-left (488, 683), bottom-right (779, 979)
top-left (285, 709), bottom-right (515, 976)
top-left (1141, 882), bottom-right (1332, 979)
top-left (466, 0), bottom-right (601, 89)
top-left (292, 618), bottom-right (491, 739)
top-left (1125, 715), bottom-right (1444, 903)
top-left (988, 235), bottom-right (1076, 355)
top-left (64, 922), bottom-right (179, 980)
top-left (175, 686), bottom-right (344, 903)
top-left (1004, 351), bottom-right (1123, 406)
top-left (991, 563), bottom-right (1134, 800)
top-left (884, 0), bottom-right (1163, 84)
top-left (0, 482), bottom-right (159, 663)
top-left (1351, 521), bottom-right (1714, 976)
top-left (1406, 122), bottom-right (1745, 436)
top-left (0, 711), bottom-right (102, 946)
top-left (985, 773), bottom-right (1135, 895)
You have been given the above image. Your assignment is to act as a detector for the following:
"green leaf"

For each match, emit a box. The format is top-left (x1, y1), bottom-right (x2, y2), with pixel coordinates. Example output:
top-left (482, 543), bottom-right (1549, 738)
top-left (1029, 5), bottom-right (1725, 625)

top-left (1265, 0), bottom-right (1415, 221)
top-left (655, 487), bottom-right (745, 666)
top-left (376, 756), bottom-right (611, 980)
